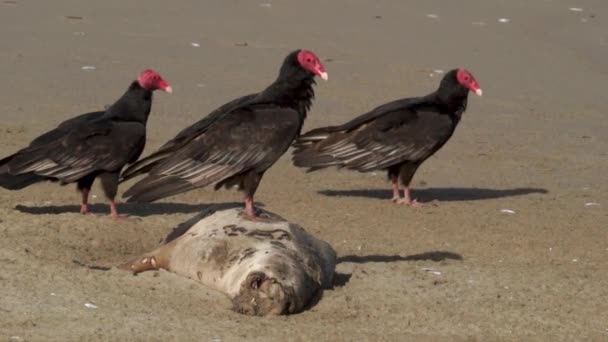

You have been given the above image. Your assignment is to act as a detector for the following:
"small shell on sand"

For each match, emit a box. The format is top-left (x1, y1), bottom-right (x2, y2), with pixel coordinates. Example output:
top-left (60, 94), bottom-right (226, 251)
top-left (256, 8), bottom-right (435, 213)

top-left (422, 268), bottom-right (442, 275)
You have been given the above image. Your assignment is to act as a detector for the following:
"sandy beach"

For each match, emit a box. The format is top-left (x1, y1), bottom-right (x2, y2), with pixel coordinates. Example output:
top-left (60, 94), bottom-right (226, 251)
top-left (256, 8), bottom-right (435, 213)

top-left (1, 0), bottom-right (607, 340)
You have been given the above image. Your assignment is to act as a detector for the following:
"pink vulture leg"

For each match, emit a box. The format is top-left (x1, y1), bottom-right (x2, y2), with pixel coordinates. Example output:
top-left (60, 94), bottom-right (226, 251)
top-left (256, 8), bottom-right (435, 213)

top-left (391, 176), bottom-right (401, 203)
top-left (80, 188), bottom-right (90, 214)
top-left (244, 195), bottom-right (256, 219)
top-left (110, 199), bottom-right (118, 219)
top-left (402, 186), bottom-right (423, 207)
top-left (108, 199), bottom-right (138, 220)
top-left (109, 199), bottom-right (124, 219)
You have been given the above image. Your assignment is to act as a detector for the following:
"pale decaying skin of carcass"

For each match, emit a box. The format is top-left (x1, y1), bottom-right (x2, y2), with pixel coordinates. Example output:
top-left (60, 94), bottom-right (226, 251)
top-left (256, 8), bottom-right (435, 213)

top-left (119, 208), bottom-right (336, 316)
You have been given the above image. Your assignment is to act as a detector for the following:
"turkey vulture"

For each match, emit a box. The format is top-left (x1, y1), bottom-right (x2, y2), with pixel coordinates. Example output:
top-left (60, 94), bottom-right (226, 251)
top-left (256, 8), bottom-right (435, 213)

top-left (0, 69), bottom-right (172, 218)
top-left (121, 49), bottom-right (327, 219)
top-left (292, 69), bottom-right (482, 206)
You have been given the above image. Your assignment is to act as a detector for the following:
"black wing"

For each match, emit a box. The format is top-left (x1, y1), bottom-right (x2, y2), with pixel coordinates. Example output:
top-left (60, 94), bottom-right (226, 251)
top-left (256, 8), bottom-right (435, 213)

top-left (297, 97), bottom-right (426, 141)
top-left (0, 111), bottom-right (108, 189)
top-left (123, 105), bottom-right (301, 202)
top-left (293, 105), bottom-right (456, 172)
top-left (120, 93), bottom-right (258, 181)
top-left (1, 118), bottom-right (145, 183)
top-left (29, 111), bottom-right (105, 147)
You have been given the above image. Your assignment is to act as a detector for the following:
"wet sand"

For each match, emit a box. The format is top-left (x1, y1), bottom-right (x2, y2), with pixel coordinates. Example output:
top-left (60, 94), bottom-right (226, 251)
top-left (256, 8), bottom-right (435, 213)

top-left (1, 0), bottom-right (607, 340)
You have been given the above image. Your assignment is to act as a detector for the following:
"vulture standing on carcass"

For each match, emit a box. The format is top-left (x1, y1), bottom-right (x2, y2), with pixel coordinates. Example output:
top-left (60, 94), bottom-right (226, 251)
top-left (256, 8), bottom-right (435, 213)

top-left (121, 50), bottom-right (327, 219)
top-left (0, 70), bottom-right (172, 218)
top-left (292, 69), bottom-right (482, 206)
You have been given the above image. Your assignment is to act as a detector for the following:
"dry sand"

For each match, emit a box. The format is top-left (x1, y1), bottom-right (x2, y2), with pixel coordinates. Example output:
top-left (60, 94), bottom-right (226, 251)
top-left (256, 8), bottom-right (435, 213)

top-left (1, 0), bottom-right (607, 340)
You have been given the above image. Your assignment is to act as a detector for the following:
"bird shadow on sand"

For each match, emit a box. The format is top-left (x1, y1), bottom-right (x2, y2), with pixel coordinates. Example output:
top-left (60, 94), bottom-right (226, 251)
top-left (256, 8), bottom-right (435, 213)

top-left (337, 251), bottom-right (463, 264)
top-left (319, 187), bottom-right (548, 202)
top-left (14, 201), bottom-right (260, 218)
top-left (332, 251), bottom-right (463, 287)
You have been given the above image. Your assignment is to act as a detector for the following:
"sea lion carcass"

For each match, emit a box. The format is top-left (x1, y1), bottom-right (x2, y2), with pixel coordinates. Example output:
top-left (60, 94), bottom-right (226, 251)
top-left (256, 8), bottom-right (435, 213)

top-left (119, 208), bottom-right (336, 316)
